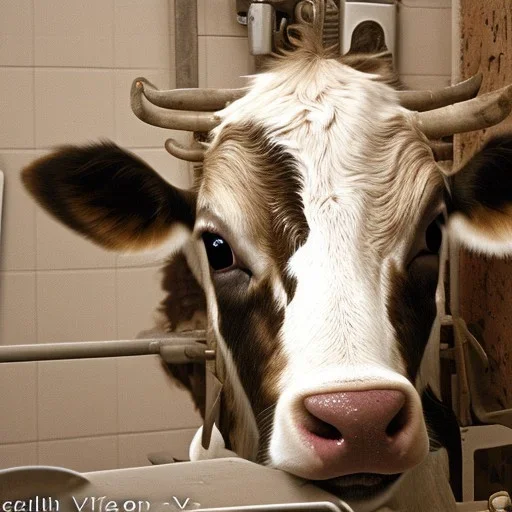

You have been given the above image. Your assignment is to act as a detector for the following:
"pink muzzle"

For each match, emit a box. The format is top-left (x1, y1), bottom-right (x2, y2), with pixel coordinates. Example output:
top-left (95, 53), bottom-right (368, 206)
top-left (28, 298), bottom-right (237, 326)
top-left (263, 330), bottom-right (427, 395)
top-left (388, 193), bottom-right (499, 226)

top-left (300, 389), bottom-right (427, 478)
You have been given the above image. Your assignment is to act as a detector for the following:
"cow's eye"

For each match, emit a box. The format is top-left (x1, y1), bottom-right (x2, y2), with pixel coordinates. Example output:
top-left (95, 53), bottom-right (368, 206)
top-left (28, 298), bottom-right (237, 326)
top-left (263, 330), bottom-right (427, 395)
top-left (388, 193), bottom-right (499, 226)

top-left (202, 232), bottom-right (235, 271)
top-left (425, 216), bottom-right (442, 253)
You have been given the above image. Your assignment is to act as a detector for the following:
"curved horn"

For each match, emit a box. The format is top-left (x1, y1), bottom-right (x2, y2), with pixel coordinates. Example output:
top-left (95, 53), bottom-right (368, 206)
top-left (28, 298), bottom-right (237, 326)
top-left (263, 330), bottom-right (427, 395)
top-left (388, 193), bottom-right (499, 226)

top-left (416, 85), bottom-right (512, 139)
top-left (138, 77), bottom-right (246, 112)
top-left (131, 79), bottom-right (221, 132)
top-left (398, 74), bottom-right (483, 112)
top-left (165, 138), bottom-right (206, 162)
top-left (429, 141), bottom-right (453, 161)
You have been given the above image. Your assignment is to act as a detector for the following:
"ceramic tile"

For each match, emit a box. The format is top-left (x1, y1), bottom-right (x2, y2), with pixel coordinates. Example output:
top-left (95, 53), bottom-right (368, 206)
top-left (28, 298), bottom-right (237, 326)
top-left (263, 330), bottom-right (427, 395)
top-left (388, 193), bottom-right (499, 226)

top-left (198, 0), bottom-right (247, 37)
top-left (34, 0), bottom-right (114, 67)
top-left (198, 36), bottom-right (207, 88)
top-left (115, 0), bottom-right (170, 69)
top-left (118, 355), bottom-right (202, 433)
top-left (400, 74), bottom-right (452, 90)
top-left (0, 0), bottom-right (34, 66)
top-left (118, 429), bottom-right (197, 467)
top-left (0, 272), bottom-right (37, 345)
top-left (38, 359), bottom-right (118, 440)
top-left (116, 267), bottom-right (166, 339)
top-left (0, 69), bottom-right (34, 149)
top-left (204, 36), bottom-right (254, 88)
top-left (0, 151), bottom-right (39, 271)
top-left (0, 443), bottom-right (37, 469)
top-left (0, 362), bottom-right (37, 443)
top-left (398, 6), bottom-right (451, 76)
top-left (35, 68), bottom-right (115, 148)
top-left (38, 436), bottom-right (118, 471)
top-left (401, 0), bottom-right (451, 7)
top-left (36, 206), bottom-right (116, 271)
top-left (36, 270), bottom-right (116, 343)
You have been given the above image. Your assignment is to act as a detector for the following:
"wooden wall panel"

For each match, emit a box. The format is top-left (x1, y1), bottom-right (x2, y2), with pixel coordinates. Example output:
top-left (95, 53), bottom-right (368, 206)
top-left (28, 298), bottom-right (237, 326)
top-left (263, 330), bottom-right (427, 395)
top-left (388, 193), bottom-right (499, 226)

top-left (457, 0), bottom-right (512, 410)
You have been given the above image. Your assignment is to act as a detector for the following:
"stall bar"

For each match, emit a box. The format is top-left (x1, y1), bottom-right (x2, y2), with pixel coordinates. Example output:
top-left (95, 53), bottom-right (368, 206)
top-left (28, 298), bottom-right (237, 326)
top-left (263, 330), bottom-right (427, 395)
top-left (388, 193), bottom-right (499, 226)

top-left (0, 333), bottom-right (213, 364)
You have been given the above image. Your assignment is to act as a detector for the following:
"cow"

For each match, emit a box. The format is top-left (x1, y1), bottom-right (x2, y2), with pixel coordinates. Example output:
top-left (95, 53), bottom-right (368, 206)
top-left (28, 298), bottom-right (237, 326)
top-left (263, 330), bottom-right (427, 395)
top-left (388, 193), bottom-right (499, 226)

top-left (21, 25), bottom-right (512, 512)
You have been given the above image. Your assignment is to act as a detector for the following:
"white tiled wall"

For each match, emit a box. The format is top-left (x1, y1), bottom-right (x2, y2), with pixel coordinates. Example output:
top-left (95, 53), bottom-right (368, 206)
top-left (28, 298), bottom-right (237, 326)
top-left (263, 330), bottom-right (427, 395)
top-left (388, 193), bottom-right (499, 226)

top-left (0, 0), bottom-right (452, 472)
top-left (0, 0), bottom-right (201, 472)
top-left (398, 0), bottom-right (452, 88)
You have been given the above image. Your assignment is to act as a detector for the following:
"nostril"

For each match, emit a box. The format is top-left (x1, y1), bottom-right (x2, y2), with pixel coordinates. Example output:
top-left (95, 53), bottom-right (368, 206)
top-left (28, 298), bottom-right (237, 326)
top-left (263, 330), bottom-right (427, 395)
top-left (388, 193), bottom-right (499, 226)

top-left (385, 403), bottom-right (408, 438)
top-left (303, 389), bottom-right (408, 444)
top-left (304, 411), bottom-right (342, 440)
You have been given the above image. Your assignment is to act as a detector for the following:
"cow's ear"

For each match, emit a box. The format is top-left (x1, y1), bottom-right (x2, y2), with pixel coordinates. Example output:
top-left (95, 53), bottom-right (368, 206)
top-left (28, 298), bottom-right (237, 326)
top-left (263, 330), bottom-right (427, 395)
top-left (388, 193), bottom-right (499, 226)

top-left (22, 141), bottom-right (195, 252)
top-left (448, 135), bottom-right (512, 256)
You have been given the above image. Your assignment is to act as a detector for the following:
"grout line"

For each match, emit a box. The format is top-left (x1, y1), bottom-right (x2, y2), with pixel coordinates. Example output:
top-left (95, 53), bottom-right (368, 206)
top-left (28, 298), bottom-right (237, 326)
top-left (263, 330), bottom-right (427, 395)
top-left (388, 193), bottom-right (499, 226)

top-left (0, 427), bottom-right (199, 446)
top-left (112, 0), bottom-right (117, 70)
top-left (0, 65), bottom-right (171, 71)
top-left (114, 259), bottom-right (120, 340)
top-left (115, 354), bottom-right (121, 468)
top-left (0, 439), bottom-right (38, 448)
top-left (0, 146), bottom-right (170, 153)
top-left (399, 73), bottom-right (452, 77)
top-left (35, 361), bottom-right (40, 463)
top-left (31, 0), bottom-right (36, 149)
top-left (0, 264), bottom-right (164, 275)
top-left (197, 33), bottom-right (248, 38)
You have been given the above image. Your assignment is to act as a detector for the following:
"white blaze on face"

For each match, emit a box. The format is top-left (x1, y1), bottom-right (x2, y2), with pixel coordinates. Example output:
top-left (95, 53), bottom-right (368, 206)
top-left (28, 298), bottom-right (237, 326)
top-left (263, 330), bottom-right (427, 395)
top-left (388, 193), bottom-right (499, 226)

top-left (280, 197), bottom-right (401, 387)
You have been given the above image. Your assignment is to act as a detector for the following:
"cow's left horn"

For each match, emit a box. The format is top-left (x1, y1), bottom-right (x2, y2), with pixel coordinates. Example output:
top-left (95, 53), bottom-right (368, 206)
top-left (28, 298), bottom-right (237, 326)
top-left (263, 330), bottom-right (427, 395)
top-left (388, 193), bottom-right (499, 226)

top-left (398, 74), bottom-right (482, 112)
top-left (138, 77), bottom-right (246, 111)
top-left (416, 85), bottom-right (512, 139)
top-left (131, 79), bottom-right (221, 132)
top-left (165, 138), bottom-right (206, 162)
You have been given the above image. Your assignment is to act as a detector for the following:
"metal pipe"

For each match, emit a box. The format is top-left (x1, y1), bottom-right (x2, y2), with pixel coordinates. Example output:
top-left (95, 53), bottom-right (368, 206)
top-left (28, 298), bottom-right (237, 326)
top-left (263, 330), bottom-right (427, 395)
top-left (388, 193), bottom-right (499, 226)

top-left (0, 337), bottom-right (208, 363)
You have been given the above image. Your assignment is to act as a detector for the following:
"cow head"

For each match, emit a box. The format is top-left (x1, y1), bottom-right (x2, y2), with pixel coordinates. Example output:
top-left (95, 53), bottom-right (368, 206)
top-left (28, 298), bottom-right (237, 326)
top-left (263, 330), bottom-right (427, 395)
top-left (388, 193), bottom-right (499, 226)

top-left (22, 35), bottom-right (512, 510)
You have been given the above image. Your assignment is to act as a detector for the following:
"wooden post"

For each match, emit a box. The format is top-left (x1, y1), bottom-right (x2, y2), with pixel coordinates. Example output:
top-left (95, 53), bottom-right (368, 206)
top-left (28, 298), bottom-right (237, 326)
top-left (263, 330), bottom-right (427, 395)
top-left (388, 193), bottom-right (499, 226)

top-left (456, 1), bottom-right (512, 410)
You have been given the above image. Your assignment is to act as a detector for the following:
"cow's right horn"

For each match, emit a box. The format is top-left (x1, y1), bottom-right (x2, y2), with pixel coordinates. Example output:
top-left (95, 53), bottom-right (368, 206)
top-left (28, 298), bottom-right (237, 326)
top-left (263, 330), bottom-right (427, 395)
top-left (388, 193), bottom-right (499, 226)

top-left (398, 74), bottom-right (482, 112)
top-left (416, 85), bottom-right (512, 139)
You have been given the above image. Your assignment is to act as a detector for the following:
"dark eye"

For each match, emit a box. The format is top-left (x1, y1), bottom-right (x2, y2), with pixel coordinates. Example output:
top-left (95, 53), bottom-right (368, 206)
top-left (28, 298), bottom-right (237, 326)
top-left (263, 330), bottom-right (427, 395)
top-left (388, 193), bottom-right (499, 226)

top-left (202, 232), bottom-right (235, 271)
top-left (425, 216), bottom-right (443, 253)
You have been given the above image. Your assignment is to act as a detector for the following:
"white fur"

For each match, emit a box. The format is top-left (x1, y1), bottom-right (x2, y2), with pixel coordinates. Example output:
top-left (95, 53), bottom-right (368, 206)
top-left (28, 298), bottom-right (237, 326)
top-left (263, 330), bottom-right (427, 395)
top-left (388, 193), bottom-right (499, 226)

top-left (119, 224), bottom-right (192, 266)
top-left (189, 425), bottom-right (238, 461)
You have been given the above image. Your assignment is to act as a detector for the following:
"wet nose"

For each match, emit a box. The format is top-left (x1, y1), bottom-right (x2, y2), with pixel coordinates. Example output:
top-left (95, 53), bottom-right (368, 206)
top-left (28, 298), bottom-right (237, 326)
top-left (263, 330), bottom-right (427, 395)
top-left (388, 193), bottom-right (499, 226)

top-left (301, 389), bottom-right (426, 477)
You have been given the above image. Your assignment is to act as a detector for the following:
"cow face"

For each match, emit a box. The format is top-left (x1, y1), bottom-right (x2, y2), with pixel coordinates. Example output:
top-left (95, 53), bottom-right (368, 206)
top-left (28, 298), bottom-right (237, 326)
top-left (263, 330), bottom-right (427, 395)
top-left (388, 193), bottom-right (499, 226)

top-left (22, 48), bottom-right (512, 509)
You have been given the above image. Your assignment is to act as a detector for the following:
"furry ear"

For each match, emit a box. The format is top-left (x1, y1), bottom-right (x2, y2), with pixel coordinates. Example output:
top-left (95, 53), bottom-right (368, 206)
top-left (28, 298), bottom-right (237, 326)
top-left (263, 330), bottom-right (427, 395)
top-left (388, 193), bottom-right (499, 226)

top-left (448, 135), bottom-right (512, 256)
top-left (22, 141), bottom-right (196, 252)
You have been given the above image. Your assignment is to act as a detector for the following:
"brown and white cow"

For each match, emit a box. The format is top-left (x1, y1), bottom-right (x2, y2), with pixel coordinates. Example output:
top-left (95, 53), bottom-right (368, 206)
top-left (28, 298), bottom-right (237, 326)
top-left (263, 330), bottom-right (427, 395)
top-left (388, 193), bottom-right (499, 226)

top-left (21, 28), bottom-right (512, 511)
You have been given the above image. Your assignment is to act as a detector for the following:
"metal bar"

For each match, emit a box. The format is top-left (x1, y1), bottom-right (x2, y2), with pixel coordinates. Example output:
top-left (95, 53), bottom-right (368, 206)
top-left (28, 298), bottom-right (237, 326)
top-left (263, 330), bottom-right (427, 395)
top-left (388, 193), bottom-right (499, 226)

top-left (0, 337), bottom-right (207, 363)
top-left (175, 0), bottom-right (198, 89)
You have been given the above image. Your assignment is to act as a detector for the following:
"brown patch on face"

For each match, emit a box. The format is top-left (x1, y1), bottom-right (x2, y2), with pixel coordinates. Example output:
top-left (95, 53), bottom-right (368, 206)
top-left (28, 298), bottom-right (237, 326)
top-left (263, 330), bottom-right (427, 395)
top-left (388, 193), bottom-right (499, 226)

top-left (202, 123), bottom-right (308, 300)
top-left (200, 123), bottom-right (307, 455)
top-left (213, 271), bottom-right (287, 460)
top-left (457, 203), bottom-right (512, 241)
top-left (22, 142), bottom-right (195, 251)
top-left (159, 253), bottom-right (207, 331)
top-left (387, 258), bottom-right (439, 381)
